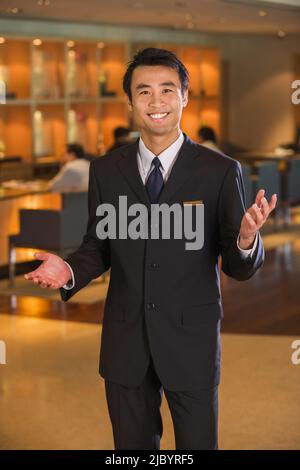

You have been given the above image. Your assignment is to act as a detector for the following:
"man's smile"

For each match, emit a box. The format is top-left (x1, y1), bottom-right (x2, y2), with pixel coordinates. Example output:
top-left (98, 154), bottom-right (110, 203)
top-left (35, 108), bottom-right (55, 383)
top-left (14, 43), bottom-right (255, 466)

top-left (148, 112), bottom-right (170, 122)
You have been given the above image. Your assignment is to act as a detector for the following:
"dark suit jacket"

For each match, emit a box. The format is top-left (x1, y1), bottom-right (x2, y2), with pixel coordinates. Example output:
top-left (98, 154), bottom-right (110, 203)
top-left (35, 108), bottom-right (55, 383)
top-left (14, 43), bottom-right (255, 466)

top-left (60, 134), bottom-right (264, 391)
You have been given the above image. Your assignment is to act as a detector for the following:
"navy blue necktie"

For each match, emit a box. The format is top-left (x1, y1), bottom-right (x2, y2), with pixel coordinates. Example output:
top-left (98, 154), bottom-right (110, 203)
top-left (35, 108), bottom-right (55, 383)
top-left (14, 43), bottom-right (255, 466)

top-left (145, 157), bottom-right (164, 203)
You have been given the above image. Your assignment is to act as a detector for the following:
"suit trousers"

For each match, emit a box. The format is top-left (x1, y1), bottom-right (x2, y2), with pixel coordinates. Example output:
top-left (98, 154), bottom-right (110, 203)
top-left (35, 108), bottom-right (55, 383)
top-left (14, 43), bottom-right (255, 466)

top-left (104, 355), bottom-right (218, 450)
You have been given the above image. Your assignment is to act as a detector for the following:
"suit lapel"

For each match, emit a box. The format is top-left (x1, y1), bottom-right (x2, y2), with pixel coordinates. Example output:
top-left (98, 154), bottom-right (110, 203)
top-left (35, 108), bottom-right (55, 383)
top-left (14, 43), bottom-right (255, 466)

top-left (117, 140), bottom-right (151, 210)
top-left (117, 133), bottom-right (201, 208)
top-left (157, 134), bottom-right (201, 204)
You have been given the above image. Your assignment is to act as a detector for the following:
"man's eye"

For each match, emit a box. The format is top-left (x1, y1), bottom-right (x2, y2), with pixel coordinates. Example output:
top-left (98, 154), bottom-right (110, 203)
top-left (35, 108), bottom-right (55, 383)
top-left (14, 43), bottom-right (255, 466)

top-left (163, 89), bottom-right (173, 93)
top-left (140, 90), bottom-right (149, 95)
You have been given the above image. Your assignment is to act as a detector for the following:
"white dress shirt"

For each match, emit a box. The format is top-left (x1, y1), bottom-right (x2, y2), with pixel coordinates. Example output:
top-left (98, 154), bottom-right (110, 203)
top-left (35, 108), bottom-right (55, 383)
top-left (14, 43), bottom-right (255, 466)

top-left (48, 158), bottom-right (90, 192)
top-left (63, 131), bottom-right (257, 289)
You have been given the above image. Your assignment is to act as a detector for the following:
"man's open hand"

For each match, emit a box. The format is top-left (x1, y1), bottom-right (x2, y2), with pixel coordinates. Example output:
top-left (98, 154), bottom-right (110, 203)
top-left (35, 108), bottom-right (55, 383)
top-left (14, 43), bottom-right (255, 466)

top-left (239, 189), bottom-right (277, 249)
top-left (24, 252), bottom-right (72, 289)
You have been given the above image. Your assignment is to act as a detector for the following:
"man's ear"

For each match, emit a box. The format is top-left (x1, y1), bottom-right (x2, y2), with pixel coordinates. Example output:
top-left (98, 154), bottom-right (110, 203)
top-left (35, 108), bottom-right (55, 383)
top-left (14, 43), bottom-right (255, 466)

top-left (182, 90), bottom-right (188, 108)
top-left (127, 98), bottom-right (133, 111)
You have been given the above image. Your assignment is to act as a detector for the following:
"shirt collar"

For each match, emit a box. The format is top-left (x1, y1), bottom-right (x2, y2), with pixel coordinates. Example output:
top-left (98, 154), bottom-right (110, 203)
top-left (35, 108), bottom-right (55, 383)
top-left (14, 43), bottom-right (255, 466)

top-left (138, 131), bottom-right (184, 173)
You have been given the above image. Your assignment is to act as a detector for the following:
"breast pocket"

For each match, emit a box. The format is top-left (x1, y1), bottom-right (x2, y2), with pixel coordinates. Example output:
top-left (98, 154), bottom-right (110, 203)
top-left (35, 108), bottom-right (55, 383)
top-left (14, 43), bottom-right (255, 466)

top-left (181, 301), bottom-right (222, 326)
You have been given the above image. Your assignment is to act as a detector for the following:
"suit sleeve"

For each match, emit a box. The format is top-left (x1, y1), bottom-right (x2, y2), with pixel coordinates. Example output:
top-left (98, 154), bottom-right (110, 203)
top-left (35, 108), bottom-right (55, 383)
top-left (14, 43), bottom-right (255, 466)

top-left (59, 160), bottom-right (110, 302)
top-left (217, 160), bottom-right (264, 281)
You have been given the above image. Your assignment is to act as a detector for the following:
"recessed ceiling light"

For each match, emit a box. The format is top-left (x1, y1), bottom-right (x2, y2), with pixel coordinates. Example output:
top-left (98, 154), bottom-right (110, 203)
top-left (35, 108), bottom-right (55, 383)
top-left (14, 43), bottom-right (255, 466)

top-left (258, 10), bottom-right (267, 17)
top-left (67, 40), bottom-right (75, 47)
top-left (33, 38), bottom-right (42, 46)
top-left (97, 42), bottom-right (105, 49)
top-left (37, 0), bottom-right (51, 5)
top-left (0, 37), bottom-right (5, 44)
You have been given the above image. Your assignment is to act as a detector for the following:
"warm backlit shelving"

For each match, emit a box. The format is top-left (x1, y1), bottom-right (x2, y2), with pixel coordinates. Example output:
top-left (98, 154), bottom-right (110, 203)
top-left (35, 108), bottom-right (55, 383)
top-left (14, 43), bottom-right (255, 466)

top-left (0, 37), bottom-right (221, 163)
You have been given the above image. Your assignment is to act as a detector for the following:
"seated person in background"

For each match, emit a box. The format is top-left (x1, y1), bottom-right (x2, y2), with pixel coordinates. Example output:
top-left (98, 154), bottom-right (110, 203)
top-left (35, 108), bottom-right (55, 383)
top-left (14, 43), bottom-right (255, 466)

top-left (198, 126), bottom-right (221, 152)
top-left (107, 126), bottom-right (132, 152)
top-left (47, 143), bottom-right (90, 192)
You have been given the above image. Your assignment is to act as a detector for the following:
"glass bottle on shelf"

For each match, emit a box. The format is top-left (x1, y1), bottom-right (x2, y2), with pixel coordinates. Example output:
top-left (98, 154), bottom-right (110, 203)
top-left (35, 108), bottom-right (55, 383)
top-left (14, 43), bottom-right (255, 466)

top-left (98, 69), bottom-right (107, 96)
top-left (77, 51), bottom-right (90, 98)
top-left (67, 109), bottom-right (88, 148)
top-left (66, 49), bottom-right (78, 98)
top-left (0, 64), bottom-right (9, 101)
top-left (66, 49), bottom-right (90, 98)
top-left (32, 48), bottom-right (49, 99)
top-left (33, 109), bottom-right (53, 157)
top-left (0, 139), bottom-right (5, 158)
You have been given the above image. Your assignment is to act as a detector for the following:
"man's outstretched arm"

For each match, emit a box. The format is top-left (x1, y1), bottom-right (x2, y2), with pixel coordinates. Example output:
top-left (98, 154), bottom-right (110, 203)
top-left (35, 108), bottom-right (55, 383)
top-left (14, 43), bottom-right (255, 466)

top-left (218, 160), bottom-right (276, 281)
top-left (24, 160), bottom-right (110, 301)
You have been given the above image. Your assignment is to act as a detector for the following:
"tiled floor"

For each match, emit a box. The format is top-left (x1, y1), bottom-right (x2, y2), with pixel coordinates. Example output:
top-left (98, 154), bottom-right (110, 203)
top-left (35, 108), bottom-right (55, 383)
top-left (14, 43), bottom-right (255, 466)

top-left (0, 314), bottom-right (299, 450)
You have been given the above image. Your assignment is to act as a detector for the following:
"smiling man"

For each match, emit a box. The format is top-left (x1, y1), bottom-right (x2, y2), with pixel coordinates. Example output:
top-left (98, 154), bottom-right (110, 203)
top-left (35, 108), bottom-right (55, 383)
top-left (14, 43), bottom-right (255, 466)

top-left (24, 48), bottom-right (276, 450)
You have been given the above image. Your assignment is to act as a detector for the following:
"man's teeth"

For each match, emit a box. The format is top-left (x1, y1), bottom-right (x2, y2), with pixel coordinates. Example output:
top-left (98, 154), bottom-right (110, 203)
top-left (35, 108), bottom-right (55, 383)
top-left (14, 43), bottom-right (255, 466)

top-left (149, 113), bottom-right (168, 119)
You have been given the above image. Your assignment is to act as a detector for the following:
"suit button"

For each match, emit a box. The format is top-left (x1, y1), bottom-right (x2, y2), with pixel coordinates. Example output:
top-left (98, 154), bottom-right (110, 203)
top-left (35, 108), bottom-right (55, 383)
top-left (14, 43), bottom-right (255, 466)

top-left (150, 263), bottom-right (159, 269)
top-left (147, 303), bottom-right (156, 310)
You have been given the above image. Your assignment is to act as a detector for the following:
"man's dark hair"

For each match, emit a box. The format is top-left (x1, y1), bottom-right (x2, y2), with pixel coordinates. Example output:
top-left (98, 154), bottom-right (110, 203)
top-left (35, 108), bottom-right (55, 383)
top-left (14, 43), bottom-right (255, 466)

top-left (198, 126), bottom-right (217, 143)
top-left (66, 143), bottom-right (85, 159)
top-left (123, 48), bottom-right (189, 102)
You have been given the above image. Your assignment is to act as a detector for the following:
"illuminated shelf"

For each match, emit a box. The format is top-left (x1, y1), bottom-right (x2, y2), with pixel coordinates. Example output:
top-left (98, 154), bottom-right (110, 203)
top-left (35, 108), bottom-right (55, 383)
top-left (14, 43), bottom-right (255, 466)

top-left (0, 38), bottom-right (221, 162)
top-left (3, 99), bottom-right (32, 106)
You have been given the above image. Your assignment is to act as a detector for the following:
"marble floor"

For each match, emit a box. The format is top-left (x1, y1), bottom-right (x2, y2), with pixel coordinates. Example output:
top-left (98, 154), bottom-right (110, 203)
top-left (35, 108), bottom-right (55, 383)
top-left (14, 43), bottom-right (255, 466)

top-left (0, 313), bottom-right (299, 450)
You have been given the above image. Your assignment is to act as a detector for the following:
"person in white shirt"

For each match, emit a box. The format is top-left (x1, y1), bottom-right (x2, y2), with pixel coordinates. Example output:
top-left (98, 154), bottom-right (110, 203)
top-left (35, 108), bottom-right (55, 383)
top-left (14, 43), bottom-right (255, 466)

top-left (47, 143), bottom-right (90, 192)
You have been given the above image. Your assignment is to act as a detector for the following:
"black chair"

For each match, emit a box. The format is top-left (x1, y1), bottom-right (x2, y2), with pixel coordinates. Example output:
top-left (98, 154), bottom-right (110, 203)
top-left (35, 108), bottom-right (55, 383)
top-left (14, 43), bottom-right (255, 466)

top-left (288, 157), bottom-right (300, 206)
top-left (8, 191), bottom-right (107, 287)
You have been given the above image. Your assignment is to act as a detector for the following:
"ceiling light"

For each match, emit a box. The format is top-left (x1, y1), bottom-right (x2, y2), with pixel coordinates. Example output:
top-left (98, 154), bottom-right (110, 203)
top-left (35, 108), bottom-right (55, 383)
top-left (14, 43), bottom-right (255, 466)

top-left (97, 42), bottom-right (105, 49)
top-left (258, 10), bottom-right (267, 16)
top-left (0, 37), bottom-right (5, 44)
top-left (33, 38), bottom-right (42, 46)
top-left (67, 40), bottom-right (75, 47)
top-left (37, 0), bottom-right (51, 5)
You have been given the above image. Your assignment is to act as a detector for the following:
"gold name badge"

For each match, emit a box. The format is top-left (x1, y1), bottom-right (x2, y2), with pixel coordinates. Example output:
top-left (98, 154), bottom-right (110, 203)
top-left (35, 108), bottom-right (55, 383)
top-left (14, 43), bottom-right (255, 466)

top-left (183, 200), bottom-right (203, 205)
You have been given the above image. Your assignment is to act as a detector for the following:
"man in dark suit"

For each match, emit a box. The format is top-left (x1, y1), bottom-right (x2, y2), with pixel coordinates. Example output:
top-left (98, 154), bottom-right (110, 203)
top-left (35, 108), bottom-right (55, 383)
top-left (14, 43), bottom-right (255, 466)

top-left (25, 48), bottom-right (276, 450)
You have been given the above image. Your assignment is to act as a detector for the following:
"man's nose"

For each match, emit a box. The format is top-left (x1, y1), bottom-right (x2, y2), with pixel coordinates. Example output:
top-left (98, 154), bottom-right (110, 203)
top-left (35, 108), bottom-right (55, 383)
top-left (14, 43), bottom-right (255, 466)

top-left (149, 93), bottom-right (164, 107)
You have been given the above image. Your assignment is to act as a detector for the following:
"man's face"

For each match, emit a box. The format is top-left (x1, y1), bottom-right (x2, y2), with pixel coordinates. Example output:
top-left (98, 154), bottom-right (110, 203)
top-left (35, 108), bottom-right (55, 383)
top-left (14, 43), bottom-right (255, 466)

top-left (128, 65), bottom-right (188, 138)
